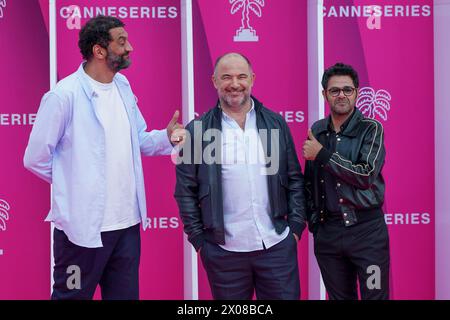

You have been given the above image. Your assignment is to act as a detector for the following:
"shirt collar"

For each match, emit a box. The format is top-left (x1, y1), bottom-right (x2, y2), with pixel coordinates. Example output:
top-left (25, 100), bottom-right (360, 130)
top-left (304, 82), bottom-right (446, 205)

top-left (221, 98), bottom-right (255, 121)
top-left (326, 107), bottom-right (356, 133)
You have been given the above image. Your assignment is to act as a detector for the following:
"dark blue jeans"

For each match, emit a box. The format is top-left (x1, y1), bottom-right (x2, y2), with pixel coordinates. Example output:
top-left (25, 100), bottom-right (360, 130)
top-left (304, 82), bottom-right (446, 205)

top-left (200, 232), bottom-right (300, 300)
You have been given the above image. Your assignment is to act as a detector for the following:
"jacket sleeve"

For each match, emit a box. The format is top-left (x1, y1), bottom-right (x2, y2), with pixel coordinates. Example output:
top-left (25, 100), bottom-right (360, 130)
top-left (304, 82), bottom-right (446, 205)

top-left (315, 120), bottom-right (385, 190)
top-left (23, 92), bottom-right (67, 184)
top-left (283, 121), bottom-right (307, 238)
top-left (174, 121), bottom-right (205, 251)
top-left (135, 106), bottom-right (174, 156)
top-left (304, 159), bottom-right (318, 232)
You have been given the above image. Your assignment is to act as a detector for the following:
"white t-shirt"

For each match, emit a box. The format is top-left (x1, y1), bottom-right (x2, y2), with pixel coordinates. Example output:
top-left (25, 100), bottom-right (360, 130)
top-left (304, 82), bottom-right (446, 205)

top-left (87, 76), bottom-right (141, 232)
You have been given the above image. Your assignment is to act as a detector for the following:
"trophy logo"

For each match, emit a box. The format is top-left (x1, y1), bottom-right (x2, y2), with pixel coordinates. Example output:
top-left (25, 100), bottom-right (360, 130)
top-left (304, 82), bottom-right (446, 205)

top-left (230, 0), bottom-right (265, 42)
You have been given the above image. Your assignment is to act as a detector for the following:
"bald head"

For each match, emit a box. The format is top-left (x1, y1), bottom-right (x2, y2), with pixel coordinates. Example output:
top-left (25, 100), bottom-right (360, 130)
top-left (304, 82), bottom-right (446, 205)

top-left (212, 52), bottom-right (255, 111)
top-left (213, 53), bottom-right (253, 77)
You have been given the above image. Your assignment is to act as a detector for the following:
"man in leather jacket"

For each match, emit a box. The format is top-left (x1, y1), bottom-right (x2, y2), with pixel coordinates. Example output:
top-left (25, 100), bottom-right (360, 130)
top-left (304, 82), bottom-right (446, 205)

top-left (175, 53), bottom-right (306, 299)
top-left (303, 63), bottom-right (390, 300)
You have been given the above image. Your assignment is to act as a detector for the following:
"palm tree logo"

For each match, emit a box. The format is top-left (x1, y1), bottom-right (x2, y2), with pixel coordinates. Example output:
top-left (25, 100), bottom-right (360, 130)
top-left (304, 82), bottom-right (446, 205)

top-left (230, 0), bottom-right (265, 42)
top-left (0, 199), bottom-right (10, 231)
top-left (356, 87), bottom-right (391, 121)
top-left (0, 0), bottom-right (7, 19)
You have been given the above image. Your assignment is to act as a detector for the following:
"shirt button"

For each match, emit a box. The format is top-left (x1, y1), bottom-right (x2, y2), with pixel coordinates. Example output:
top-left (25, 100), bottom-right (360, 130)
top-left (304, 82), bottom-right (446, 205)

top-left (343, 213), bottom-right (347, 217)
top-left (337, 138), bottom-right (341, 142)
top-left (320, 179), bottom-right (324, 183)
top-left (337, 183), bottom-right (341, 187)
top-left (320, 218), bottom-right (324, 222)
top-left (339, 198), bottom-right (344, 203)
top-left (320, 210), bottom-right (324, 214)
top-left (345, 220), bottom-right (350, 224)
top-left (321, 195), bottom-right (325, 199)
top-left (326, 133), bottom-right (329, 136)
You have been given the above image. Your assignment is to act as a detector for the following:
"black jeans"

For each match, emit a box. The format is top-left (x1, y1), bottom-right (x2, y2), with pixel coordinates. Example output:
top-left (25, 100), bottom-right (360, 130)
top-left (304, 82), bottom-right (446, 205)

top-left (51, 223), bottom-right (141, 300)
top-left (314, 215), bottom-right (390, 300)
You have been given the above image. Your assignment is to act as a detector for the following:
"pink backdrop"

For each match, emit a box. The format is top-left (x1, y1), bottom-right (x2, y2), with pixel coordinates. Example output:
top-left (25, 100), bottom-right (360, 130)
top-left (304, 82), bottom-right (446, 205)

top-left (192, 0), bottom-right (310, 300)
top-left (0, 0), bottom-right (436, 300)
top-left (55, 0), bottom-right (183, 299)
top-left (0, 0), bottom-right (51, 299)
top-left (323, 0), bottom-right (435, 299)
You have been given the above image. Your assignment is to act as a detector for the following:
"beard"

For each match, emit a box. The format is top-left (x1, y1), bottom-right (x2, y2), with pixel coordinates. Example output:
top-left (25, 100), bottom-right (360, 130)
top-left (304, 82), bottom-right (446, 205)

top-left (106, 48), bottom-right (131, 72)
top-left (330, 98), bottom-right (354, 116)
top-left (220, 91), bottom-right (250, 109)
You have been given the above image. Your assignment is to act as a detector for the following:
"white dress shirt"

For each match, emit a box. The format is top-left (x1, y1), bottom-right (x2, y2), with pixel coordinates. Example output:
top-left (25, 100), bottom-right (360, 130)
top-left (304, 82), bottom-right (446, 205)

top-left (219, 100), bottom-right (289, 252)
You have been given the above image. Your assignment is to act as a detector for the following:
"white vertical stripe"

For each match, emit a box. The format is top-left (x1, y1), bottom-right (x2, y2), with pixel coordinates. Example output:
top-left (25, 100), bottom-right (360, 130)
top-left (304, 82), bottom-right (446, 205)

top-left (181, 0), bottom-right (198, 300)
top-left (307, 0), bottom-right (326, 300)
top-left (49, 0), bottom-right (57, 296)
top-left (181, 0), bottom-right (196, 123)
top-left (49, 0), bottom-right (57, 90)
top-left (316, 0), bottom-right (325, 121)
top-left (434, 0), bottom-right (450, 300)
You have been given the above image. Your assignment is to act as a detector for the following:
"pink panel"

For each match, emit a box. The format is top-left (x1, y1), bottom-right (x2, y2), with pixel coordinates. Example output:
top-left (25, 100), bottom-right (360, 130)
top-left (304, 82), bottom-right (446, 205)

top-left (0, 0), bottom-right (51, 299)
top-left (192, 0), bottom-right (309, 300)
top-left (55, 0), bottom-right (183, 299)
top-left (323, 0), bottom-right (434, 299)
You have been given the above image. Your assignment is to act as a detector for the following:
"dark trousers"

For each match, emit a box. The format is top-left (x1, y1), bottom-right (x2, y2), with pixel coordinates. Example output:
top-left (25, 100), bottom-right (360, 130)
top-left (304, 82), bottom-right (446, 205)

top-left (314, 216), bottom-right (390, 300)
top-left (51, 223), bottom-right (141, 300)
top-left (200, 232), bottom-right (300, 300)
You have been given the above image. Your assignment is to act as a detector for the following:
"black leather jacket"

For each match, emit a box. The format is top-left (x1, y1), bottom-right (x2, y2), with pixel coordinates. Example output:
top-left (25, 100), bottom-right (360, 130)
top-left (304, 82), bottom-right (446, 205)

top-left (305, 108), bottom-right (386, 232)
top-left (174, 97), bottom-right (306, 251)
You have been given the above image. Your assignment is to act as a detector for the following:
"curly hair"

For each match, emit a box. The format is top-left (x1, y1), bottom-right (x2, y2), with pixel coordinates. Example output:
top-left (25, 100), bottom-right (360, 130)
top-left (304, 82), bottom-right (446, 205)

top-left (78, 15), bottom-right (125, 61)
top-left (321, 62), bottom-right (359, 90)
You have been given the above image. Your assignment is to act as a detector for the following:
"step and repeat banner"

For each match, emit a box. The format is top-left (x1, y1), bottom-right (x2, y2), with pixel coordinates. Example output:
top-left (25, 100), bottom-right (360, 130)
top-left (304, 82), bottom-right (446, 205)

top-left (191, 0), bottom-right (310, 300)
top-left (323, 0), bottom-right (434, 299)
top-left (0, 0), bottom-right (436, 300)
top-left (0, 0), bottom-right (51, 299)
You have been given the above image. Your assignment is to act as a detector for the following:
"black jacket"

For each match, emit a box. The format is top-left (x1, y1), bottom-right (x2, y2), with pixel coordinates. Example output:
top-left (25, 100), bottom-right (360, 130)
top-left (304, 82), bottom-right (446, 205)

top-left (174, 97), bottom-right (306, 251)
top-left (305, 108), bottom-right (386, 232)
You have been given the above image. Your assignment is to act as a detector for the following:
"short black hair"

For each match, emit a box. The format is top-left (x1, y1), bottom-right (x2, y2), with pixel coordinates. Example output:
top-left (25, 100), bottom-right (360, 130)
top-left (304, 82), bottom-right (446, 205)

top-left (78, 15), bottom-right (125, 61)
top-left (321, 62), bottom-right (359, 90)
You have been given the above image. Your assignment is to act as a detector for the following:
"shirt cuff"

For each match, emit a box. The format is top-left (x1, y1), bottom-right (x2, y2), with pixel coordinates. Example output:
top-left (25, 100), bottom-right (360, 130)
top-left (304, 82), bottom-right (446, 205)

top-left (155, 128), bottom-right (174, 155)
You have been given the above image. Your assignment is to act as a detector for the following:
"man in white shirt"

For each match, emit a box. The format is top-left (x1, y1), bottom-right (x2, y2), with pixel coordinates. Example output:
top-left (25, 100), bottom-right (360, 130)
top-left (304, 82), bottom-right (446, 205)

top-left (24, 15), bottom-right (185, 300)
top-left (175, 53), bottom-right (306, 299)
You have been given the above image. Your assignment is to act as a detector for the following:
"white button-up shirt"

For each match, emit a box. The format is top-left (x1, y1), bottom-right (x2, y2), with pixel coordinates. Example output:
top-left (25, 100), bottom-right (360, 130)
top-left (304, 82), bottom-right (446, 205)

top-left (220, 100), bottom-right (289, 252)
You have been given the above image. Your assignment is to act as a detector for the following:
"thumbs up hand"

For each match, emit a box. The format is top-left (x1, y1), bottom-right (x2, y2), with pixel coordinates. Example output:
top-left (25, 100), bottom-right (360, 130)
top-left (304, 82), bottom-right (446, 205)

top-left (302, 129), bottom-right (323, 160)
top-left (167, 110), bottom-right (186, 146)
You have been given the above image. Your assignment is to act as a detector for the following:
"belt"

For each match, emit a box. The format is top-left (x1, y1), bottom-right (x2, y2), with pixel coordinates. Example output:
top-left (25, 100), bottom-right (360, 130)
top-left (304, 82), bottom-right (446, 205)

top-left (323, 207), bottom-right (383, 227)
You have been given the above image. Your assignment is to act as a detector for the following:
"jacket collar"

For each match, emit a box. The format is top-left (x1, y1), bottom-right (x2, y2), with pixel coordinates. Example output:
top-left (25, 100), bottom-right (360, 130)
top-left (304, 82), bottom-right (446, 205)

top-left (212, 95), bottom-right (263, 121)
top-left (316, 108), bottom-right (363, 137)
